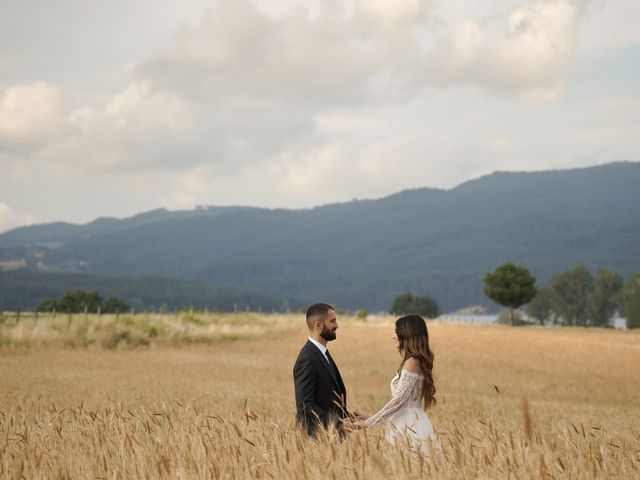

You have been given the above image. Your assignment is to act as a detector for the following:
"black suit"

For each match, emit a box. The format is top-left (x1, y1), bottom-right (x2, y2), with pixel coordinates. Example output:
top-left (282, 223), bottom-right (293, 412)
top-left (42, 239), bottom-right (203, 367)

top-left (293, 340), bottom-right (348, 436)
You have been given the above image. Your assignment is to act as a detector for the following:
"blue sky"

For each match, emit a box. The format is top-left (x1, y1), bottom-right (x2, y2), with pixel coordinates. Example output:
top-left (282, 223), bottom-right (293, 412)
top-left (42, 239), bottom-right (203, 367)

top-left (0, 0), bottom-right (639, 232)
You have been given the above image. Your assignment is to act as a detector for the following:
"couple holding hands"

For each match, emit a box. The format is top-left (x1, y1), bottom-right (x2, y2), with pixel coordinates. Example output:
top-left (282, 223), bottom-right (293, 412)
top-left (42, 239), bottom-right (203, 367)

top-left (293, 303), bottom-right (437, 454)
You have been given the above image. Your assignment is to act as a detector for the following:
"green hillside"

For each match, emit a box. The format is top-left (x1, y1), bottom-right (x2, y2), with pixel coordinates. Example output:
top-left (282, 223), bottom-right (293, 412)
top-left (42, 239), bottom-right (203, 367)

top-left (0, 271), bottom-right (302, 312)
top-left (1, 162), bottom-right (639, 311)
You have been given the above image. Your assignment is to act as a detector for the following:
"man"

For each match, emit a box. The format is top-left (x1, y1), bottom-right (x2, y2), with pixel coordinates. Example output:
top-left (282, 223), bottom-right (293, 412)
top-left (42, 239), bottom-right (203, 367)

top-left (293, 303), bottom-right (349, 436)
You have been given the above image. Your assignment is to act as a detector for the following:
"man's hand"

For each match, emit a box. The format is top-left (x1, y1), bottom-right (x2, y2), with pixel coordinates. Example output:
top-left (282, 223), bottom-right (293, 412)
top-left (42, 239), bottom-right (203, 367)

top-left (341, 417), bottom-right (361, 432)
top-left (342, 414), bottom-right (368, 432)
top-left (349, 411), bottom-right (369, 421)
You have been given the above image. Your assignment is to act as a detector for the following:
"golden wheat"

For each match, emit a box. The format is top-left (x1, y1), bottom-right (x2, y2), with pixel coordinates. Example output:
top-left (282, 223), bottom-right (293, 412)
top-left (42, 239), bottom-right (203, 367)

top-left (1, 314), bottom-right (639, 478)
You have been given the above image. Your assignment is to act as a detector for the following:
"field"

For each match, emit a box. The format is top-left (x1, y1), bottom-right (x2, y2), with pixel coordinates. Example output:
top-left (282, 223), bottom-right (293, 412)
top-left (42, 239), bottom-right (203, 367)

top-left (1, 312), bottom-right (639, 478)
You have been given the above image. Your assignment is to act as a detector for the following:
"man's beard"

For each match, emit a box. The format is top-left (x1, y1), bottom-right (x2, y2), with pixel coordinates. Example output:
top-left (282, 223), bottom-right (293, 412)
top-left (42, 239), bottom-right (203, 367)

top-left (320, 324), bottom-right (336, 341)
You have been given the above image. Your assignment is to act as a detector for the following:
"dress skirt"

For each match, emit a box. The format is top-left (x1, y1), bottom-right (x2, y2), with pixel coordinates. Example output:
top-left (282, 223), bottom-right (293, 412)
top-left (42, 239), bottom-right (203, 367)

top-left (384, 406), bottom-right (436, 455)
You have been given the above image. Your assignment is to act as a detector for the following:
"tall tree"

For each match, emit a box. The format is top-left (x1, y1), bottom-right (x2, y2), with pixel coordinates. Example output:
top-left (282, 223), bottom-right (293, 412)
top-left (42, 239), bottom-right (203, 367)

top-left (548, 266), bottom-right (593, 326)
top-left (588, 268), bottom-right (623, 326)
top-left (623, 273), bottom-right (640, 329)
top-left (484, 263), bottom-right (537, 326)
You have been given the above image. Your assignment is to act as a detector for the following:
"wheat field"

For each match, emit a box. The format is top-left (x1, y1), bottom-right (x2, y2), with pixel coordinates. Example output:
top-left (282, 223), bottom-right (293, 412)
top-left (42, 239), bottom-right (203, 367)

top-left (1, 312), bottom-right (639, 478)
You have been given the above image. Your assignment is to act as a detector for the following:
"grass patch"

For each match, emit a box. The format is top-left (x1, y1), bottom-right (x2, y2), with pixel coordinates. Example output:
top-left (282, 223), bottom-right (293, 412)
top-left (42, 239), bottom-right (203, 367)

top-left (101, 330), bottom-right (150, 350)
top-left (0, 333), bottom-right (31, 349)
top-left (0, 312), bottom-right (301, 349)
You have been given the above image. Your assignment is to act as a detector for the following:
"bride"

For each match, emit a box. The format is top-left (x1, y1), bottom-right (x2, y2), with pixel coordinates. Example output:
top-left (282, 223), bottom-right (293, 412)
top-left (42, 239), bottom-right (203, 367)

top-left (351, 314), bottom-right (437, 454)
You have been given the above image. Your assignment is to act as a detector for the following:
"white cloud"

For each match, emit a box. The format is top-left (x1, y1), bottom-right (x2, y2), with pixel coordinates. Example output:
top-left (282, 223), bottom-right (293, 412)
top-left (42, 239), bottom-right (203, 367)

top-left (33, 81), bottom-right (196, 173)
top-left (139, 0), bottom-right (427, 103)
top-left (0, 202), bottom-right (38, 233)
top-left (496, 1), bottom-right (577, 87)
top-left (358, 0), bottom-right (427, 26)
top-left (431, 0), bottom-right (580, 94)
top-left (112, 0), bottom-right (587, 182)
top-left (0, 82), bottom-right (63, 150)
top-left (1, 0), bottom-right (592, 178)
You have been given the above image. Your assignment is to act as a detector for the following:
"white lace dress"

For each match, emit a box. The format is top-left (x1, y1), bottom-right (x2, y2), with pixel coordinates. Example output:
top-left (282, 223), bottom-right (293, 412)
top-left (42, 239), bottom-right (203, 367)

top-left (365, 369), bottom-right (436, 453)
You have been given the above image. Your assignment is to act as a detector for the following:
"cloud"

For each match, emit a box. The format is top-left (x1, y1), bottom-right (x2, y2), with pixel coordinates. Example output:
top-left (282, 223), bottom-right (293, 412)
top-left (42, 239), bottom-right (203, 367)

top-left (138, 0), bottom-right (430, 105)
top-left (2, 0), bottom-right (591, 179)
top-left (140, 0), bottom-right (584, 102)
top-left (24, 81), bottom-right (196, 174)
top-left (0, 202), bottom-right (38, 233)
top-left (0, 82), bottom-right (63, 150)
top-left (110, 0), bottom-right (586, 180)
top-left (430, 0), bottom-right (580, 93)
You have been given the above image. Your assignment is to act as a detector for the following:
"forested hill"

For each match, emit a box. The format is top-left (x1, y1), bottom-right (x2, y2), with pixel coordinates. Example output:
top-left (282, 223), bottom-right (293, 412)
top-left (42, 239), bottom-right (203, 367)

top-left (1, 162), bottom-right (639, 312)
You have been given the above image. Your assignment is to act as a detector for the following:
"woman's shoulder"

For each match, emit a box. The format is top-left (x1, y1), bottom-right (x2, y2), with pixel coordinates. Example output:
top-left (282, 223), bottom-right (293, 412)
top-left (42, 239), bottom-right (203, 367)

top-left (402, 357), bottom-right (423, 375)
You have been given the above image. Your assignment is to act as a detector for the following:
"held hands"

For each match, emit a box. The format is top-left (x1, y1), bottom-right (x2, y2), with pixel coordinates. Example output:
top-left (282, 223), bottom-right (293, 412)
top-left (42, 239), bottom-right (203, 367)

top-left (342, 411), bottom-right (369, 431)
top-left (349, 411), bottom-right (369, 421)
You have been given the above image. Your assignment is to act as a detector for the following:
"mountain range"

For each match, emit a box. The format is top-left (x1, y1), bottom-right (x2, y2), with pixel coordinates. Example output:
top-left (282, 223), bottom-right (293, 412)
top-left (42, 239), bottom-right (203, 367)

top-left (1, 161), bottom-right (639, 312)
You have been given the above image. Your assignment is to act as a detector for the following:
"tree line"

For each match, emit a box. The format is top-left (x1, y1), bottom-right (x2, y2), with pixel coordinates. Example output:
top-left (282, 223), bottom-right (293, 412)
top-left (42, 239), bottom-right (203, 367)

top-left (483, 263), bottom-right (640, 328)
top-left (23, 264), bottom-right (640, 329)
top-left (38, 290), bottom-right (131, 314)
top-left (391, 264), bottom-right (639, 329)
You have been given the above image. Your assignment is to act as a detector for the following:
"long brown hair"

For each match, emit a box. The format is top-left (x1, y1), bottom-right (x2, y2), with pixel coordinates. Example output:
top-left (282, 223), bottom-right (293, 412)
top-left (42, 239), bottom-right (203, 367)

top-left (395, 314), bottom-right (436, 408)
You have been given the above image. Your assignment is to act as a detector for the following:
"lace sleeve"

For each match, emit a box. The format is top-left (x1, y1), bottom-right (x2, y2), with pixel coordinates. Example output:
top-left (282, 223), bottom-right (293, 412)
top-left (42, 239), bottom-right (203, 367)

top-left (364, 370), bottom-right (422, 428)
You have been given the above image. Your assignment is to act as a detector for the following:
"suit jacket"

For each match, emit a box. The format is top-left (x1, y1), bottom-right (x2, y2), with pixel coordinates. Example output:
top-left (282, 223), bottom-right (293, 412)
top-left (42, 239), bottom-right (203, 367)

top-left (293, 340), bottom-right (348, 435)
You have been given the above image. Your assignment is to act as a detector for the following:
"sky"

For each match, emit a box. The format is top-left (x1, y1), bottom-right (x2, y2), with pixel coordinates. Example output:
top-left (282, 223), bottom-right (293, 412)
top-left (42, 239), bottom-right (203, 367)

top-left (1, 0), bottom-right (639, 232)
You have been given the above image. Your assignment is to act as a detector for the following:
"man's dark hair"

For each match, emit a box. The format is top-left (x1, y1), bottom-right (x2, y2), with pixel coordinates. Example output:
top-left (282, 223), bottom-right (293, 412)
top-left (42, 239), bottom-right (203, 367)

top-left (306, 303), bottom-right (334, 329)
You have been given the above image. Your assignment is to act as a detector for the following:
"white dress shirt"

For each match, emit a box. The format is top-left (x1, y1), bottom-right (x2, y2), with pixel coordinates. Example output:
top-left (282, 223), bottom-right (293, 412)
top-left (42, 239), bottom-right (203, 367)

top-left (308, 336), bottom-right (331, 364)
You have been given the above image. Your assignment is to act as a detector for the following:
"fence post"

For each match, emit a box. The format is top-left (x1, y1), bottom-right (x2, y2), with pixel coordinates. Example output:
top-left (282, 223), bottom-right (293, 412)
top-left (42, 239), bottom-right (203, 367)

top-left (116, 308), bottom-right (120, 323)
top-left (0, 310), bottom-right (3, 322)
top-left (130, 307), bottom-right (135, 316)
top-left (16, 308), bottom-right (21, 324)
top-left (67, 311), bottom-right (72, 327)
top-left (53, 308), bottom-right (56, 319)
top-left (84, 305), bottom-right (88, 322)
top-left (97, 305), bottom-right (101, 317)
top-left (35, 310), bottom-right (38, 321)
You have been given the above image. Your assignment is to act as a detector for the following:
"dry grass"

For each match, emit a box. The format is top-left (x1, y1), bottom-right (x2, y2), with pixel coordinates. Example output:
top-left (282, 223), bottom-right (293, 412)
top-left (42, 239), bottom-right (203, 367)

top-left (0, 311), bottom-right (299, 349)
top-left (1, 314), bottom-right (639, 478)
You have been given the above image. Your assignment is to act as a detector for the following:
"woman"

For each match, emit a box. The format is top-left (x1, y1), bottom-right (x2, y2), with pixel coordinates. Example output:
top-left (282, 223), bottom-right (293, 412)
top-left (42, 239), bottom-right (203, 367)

top-left (355, 314), bottom-right (437, 453)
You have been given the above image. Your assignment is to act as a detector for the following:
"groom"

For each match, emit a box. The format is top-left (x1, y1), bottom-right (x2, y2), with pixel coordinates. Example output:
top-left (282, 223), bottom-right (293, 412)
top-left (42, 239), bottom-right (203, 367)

top-left (293, 303), bottom-right (349, 436)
